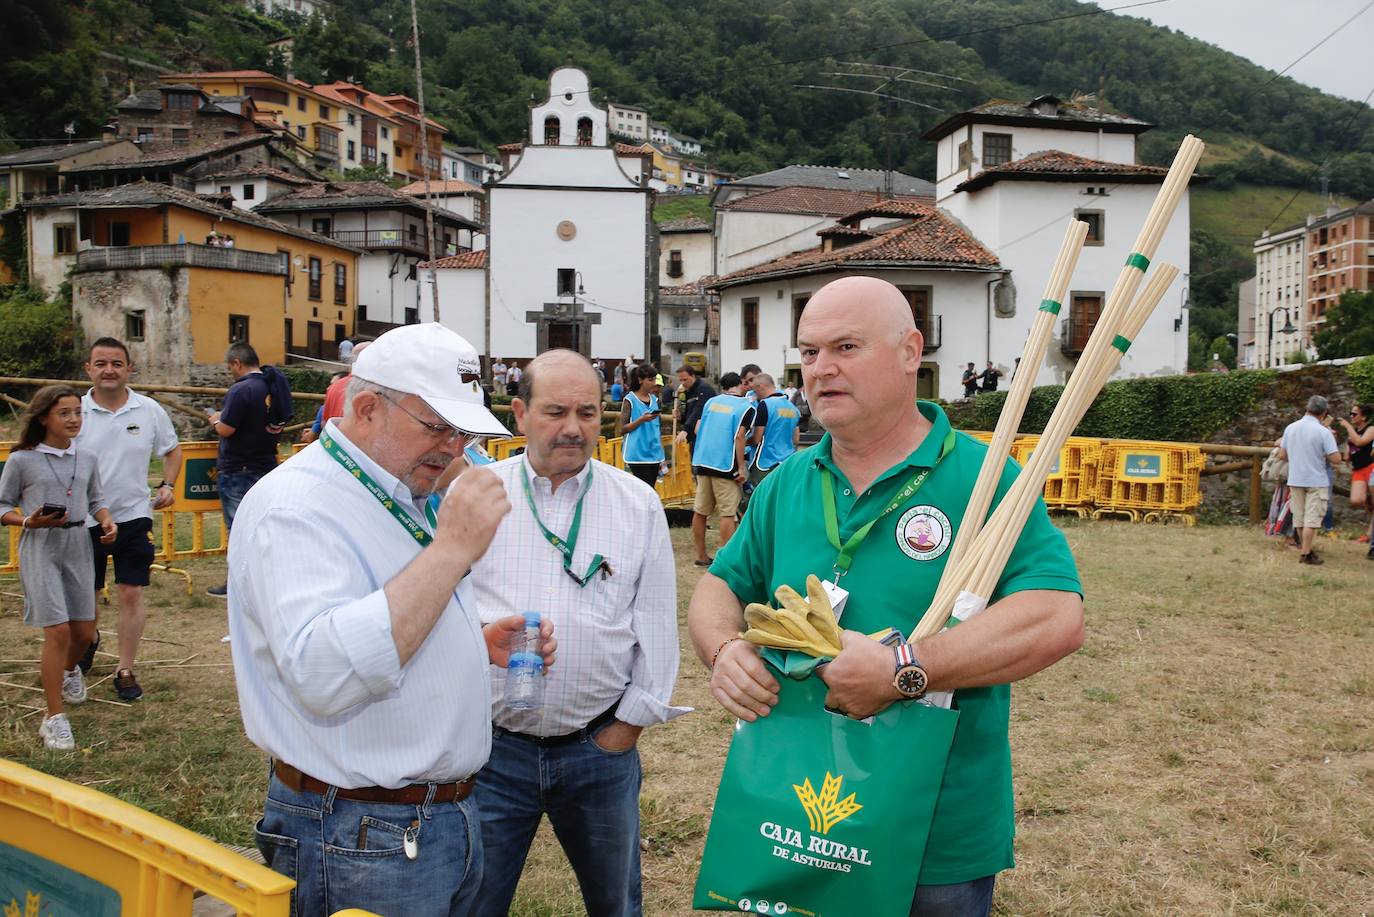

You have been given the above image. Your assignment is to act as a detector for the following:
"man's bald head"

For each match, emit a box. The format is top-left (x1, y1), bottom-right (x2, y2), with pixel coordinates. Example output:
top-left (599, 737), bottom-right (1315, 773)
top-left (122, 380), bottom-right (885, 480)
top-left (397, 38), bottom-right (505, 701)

top-left (801, 276), bottom-right (916, 342)
top-left (518, 349), bottom-right (601, 403)
top-left (796, 276), bottom-right (925, 440)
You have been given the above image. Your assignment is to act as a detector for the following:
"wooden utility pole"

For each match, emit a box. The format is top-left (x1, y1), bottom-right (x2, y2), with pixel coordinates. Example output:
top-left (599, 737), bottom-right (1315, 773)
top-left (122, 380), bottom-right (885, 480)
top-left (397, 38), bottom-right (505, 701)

top-left (410, 0), bottom-right (442, 325)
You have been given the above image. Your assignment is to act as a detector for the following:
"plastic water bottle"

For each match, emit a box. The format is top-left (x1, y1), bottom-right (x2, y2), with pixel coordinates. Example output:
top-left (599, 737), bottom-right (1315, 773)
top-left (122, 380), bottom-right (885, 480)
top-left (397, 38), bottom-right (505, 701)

top-left (506, 611), bottom-right (543, 711)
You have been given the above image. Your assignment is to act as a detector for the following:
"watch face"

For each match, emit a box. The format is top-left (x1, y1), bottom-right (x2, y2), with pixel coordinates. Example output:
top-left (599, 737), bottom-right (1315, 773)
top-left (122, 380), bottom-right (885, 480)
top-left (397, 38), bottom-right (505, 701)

top-left (896, 666), bottom-right (928, 698)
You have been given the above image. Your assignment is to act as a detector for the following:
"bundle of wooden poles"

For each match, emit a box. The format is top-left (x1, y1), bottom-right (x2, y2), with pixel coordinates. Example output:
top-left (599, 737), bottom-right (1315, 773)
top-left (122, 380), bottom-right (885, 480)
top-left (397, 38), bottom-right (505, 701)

top-left (911, 134), bottom-right (1205, 641)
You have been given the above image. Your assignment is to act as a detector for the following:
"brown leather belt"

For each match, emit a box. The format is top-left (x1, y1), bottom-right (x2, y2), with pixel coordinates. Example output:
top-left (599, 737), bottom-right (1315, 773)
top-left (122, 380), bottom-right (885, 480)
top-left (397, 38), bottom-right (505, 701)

top-left (272, 761), bottom-right (474, 805)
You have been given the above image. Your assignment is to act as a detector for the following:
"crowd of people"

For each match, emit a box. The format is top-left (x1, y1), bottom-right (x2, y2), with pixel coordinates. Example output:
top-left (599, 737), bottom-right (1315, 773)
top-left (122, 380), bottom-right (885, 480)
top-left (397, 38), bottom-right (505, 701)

top-left (1268, 394), bottom-right (1374, 562)
top-left (6, 272), bottom-right (1371, 915)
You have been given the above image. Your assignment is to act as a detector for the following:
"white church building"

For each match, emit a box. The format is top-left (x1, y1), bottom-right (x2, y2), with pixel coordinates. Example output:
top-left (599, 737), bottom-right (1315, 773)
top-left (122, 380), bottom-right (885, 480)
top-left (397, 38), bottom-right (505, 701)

top-left (421, 67), bottom-right (657, 366)
top-left (713, 95), bottom-right (1195, 401)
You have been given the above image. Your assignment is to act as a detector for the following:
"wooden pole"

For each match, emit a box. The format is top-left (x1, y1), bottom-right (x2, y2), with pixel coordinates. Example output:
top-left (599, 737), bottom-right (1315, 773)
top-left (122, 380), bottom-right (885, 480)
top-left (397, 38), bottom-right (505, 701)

top-left (1250, 455), bottom-right (1264, 523)
top-left (0, 377), bottom-right (327, 402)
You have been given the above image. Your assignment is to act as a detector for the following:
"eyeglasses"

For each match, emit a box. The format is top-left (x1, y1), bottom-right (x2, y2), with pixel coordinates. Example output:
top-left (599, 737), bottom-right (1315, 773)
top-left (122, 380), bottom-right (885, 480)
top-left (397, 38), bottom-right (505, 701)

top-left (380, 393), bottom-right (477, 447)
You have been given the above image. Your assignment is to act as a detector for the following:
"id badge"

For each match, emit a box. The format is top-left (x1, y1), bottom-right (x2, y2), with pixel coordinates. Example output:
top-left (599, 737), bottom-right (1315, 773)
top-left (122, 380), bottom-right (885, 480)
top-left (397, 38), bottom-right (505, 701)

top-left (820, 579), bottom-right (849, 620)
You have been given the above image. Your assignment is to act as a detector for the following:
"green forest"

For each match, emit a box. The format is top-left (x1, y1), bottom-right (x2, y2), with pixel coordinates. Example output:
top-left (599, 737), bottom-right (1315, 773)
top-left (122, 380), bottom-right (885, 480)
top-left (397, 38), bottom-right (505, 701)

top-left (3, 0), bottom-right (1371, 366)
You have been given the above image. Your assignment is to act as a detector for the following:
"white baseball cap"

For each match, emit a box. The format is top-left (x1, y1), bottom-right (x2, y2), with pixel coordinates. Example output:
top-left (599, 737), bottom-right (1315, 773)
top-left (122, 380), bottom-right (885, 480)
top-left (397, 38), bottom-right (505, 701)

top-left (350, 323), bottom-right (509, 437)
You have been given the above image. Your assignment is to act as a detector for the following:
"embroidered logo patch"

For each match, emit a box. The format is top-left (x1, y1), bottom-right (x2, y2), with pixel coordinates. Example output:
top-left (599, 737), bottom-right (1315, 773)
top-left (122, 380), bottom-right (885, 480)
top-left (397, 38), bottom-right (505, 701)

top-left (895, 505), bottom-right (951, 561)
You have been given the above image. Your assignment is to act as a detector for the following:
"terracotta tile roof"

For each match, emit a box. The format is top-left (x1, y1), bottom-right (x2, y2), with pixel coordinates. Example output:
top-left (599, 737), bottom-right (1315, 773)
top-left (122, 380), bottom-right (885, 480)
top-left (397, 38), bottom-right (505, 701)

top-left (718, 186), bottom-right (930, 217)
top-left (660, 278), bottom-right (718, 296)
top-left (254, 181), bottom-right (482, 229)
top-left (397, 179), bottom-right (483, 196)
top-left (419, 250), bottom-right (487, 269)
top-left (0, 140), bottom-right (128, 167)
top-left (923, 95), bottom-right (1152, 141)
top-left (711, 206), bottom-right (998, 289)
top-left (657, 216), bottom-right (711, 233)
top-left (70, 134), bottom-right (291, 172)
top-left (21, 180), bottom-right (363, 253)
top-left (955, 150), bottom-right (1175, 192)
top-left (724, 164), bottom-right (934, 196)
top-left (198, 165), bottom-right (315, 185)
top-left (834, 198), bottom-right (933, 222)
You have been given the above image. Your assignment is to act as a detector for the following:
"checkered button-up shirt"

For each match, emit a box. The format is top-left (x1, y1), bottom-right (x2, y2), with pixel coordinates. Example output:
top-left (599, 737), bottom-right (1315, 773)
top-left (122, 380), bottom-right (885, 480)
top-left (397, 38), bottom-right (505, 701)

top-left (471, 455), bottom-right (690, 736)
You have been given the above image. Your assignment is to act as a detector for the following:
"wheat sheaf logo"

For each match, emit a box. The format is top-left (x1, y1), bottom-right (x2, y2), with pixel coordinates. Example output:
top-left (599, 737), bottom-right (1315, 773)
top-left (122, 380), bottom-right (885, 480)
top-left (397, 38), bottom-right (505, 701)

top-left (793, 771), bottom-right (862, 835)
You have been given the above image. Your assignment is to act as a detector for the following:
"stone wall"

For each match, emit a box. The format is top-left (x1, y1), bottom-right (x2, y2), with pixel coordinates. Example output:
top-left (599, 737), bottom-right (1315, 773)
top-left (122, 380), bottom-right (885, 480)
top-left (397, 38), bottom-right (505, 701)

top-left (1199, 362), bottom-right (1364, 526)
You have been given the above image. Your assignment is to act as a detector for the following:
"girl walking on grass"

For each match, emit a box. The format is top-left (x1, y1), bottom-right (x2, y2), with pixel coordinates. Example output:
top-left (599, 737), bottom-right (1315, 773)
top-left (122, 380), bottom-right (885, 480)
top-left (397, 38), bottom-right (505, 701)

top-left (0, 385), bottom-right (116, 750)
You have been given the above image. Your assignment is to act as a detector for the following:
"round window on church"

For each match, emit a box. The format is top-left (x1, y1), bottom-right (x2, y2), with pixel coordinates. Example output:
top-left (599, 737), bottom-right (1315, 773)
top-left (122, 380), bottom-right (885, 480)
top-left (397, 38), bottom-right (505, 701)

top-left (563, 91), bottom-right (575, 104)
top-left (556, 220), bottom-right (577, 241)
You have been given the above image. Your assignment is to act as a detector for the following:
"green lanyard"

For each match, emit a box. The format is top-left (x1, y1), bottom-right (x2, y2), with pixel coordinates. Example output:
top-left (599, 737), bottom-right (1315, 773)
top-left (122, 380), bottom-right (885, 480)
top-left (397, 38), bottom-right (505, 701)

top-left (521, 463), bottom-right (605, 588)
top-left (820, 427), bottom-right (956, 580)
top-left (321, 429), bottom-right (437, 546)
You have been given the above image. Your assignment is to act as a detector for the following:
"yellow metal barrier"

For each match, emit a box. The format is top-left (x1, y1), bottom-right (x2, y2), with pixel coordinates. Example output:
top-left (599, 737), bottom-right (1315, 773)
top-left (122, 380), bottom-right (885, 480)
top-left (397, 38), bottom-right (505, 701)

top-left (1092, 439), bottom-right (1204, 524)
top-left (1010, 435), bottom-right (1103, 518)
top-left (0, 759), bottom-right (293, 917)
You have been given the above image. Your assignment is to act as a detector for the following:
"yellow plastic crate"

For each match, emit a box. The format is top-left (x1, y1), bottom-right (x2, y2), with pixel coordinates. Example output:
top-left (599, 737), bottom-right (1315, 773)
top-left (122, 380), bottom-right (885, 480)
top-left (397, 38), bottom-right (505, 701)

top-left (0, 759), bottom-right (293, 916)
top-left (1093, 439), bottom-right (1204, 523)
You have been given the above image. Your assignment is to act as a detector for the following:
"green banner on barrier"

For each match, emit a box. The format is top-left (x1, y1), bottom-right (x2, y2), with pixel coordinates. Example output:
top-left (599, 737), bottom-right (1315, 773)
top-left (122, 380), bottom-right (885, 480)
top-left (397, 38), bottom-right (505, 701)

top-left (0, 841), bottom-right (121, 917)
top-left (1118, 451), bottom-right (1164, 479)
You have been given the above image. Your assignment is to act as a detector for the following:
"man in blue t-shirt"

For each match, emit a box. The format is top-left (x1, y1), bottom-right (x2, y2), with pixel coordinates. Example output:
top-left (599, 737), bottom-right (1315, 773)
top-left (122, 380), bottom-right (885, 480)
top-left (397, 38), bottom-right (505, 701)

top-left (206, 342), bottom-right (281, 597)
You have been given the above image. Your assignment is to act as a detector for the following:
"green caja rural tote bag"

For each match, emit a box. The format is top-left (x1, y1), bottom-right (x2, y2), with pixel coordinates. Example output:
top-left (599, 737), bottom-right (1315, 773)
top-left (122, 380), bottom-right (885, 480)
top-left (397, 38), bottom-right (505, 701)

top-left (694, 660), bottom-right (959, 917)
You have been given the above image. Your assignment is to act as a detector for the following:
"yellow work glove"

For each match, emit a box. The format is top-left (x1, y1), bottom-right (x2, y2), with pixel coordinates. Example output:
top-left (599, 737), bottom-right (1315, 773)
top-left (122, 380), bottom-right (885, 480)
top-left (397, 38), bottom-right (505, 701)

top-left (740, 574), bottom-right (844, 658)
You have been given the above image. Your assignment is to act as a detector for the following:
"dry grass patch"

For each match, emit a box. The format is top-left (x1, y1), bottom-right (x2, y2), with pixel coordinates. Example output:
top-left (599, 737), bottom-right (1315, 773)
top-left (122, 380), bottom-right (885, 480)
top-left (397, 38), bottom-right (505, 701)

top-left (1, 523), bottom-right (1372, 914)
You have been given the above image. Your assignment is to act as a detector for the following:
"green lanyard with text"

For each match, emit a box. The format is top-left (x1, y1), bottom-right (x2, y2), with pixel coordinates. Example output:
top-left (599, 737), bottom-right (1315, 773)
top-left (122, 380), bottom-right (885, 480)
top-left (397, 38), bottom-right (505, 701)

top-left (321, 429), bottom-right (437, 545)
top-left (521, 464), bottom-right (605, 588)
top-left (820, 427), bottom-right (956, 581)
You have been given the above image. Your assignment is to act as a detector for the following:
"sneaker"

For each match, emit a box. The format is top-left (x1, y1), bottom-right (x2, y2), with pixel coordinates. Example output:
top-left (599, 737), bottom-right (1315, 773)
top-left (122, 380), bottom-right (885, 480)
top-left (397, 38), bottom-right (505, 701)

top-left (78, 629), bottom-right (100, 674)
top-left (1366, 546), bottom-right (1374, 560)
top-left (1299, 552), bottom-right (1324, 565)
top-left (206, 583), bottom-right (228, 598)
top-left (39, 713), bottom-right (75, 751)
top-left (113, 668), bottom-right (143, 701)
top-left (61, 667), bottom-right (87, 704)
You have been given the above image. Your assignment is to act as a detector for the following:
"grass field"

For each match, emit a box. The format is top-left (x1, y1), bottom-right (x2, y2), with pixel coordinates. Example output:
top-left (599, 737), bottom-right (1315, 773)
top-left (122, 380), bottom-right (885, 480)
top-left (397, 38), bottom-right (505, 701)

top-left (653, 194), bottom-right (714, 225)
top-left (1191, 184), bottom-right (1356, 250)
top-left (2, 521), bottom-right (1372, 914)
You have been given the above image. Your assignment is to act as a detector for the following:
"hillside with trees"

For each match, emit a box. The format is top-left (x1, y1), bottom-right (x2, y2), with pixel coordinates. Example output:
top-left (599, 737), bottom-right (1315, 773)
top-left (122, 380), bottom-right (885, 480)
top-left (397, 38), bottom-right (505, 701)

top-left (4, 0), bottom-right (1370, 366)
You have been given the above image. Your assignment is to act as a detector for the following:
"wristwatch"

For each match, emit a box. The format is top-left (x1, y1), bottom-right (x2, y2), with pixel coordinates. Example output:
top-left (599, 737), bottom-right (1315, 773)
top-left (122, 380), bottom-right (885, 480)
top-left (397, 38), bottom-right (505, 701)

top-left (892, 642), bottom-right (929, 700)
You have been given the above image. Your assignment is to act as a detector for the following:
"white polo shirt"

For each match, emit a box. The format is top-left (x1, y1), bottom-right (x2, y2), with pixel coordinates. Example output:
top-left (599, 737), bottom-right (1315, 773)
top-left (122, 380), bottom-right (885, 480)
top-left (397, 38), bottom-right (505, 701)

top-left (77, 389), bottom-right (179, 524)
top-left (1281, 414), bottom-right (1339, 488)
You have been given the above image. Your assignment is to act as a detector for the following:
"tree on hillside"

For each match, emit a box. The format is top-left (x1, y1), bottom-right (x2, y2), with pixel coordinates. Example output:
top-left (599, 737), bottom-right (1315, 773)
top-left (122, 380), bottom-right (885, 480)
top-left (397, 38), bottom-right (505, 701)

top-left (1312, 290), bottom-right (1374, 360)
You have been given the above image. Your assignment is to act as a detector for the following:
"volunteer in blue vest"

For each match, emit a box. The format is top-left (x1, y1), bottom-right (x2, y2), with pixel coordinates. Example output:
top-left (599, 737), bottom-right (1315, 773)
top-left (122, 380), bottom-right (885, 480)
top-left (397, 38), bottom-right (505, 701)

top-left (690, 372), bottom-right (755, 567)
top-left (748, 372), bottom-right (801, 489)
top-left (616, 363), bottom-right (666, 489)
top-left (687, 276), bottom-right (1084, 916)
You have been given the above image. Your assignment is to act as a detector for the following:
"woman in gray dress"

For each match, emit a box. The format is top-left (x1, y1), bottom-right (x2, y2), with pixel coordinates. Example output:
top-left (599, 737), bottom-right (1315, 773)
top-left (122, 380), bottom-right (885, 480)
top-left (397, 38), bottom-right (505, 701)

top-left (0, 385), bottom-right (117, 750)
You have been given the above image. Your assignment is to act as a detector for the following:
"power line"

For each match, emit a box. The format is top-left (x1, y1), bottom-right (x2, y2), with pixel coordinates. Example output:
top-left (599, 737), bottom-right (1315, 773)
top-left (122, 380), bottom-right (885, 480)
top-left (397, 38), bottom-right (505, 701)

top-left (1262, 80), bottom-right (1374, 233)
top-left (1261, 0), bottom-right (1374, 88)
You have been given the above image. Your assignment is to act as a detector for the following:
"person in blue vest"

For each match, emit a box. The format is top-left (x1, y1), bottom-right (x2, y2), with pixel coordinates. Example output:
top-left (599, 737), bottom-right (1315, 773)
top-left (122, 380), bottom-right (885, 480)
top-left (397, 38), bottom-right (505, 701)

top-left (616, 363), bottom-right (666, 489)
top-left (747, 373), bottom-right (801, 497)
top-left (691, 373), bottom-right (755, 566)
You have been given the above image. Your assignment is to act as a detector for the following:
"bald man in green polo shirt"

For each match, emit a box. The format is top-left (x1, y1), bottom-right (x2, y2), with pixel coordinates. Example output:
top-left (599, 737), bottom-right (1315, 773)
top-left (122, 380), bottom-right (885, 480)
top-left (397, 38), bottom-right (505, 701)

top-left (687, 276), bottom-right (1084, 916)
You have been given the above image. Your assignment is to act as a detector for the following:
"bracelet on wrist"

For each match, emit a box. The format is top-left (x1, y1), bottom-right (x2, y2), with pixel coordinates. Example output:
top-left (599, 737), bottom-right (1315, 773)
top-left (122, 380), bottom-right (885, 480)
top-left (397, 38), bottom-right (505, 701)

top-left (711, 635), bottom-right (744, 668)
top-left (157, 481), bottom-right (172, 489)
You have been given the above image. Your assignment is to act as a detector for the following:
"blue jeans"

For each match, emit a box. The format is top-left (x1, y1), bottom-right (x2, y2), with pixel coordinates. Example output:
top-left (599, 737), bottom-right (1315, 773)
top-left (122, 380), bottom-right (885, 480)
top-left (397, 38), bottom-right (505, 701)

top-left (218, 468), bottom-right (268, 532)
top-left (255, 769), bottom-right (483, 917)
top-left (471, 724), bottom-right (643, 917)
top-left (910, 875), bottom-right (996, 917)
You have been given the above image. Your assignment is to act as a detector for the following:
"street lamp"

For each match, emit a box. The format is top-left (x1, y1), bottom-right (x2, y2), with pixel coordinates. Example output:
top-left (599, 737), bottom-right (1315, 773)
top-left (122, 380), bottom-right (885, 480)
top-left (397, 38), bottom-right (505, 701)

top-left (1267, 306), bottom-right (1296, 367)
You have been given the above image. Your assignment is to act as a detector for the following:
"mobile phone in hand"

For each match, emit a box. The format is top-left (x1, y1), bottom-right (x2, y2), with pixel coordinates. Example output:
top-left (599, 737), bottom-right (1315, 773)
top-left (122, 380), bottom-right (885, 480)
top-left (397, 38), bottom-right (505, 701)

top-left (39, 503), bottom-right (67, 517)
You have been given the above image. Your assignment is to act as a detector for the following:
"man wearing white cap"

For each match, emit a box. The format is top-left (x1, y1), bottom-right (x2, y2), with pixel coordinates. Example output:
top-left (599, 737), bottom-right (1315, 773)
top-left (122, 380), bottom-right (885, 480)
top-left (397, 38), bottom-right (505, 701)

top-left (227, 323), bottom-right (556, 917)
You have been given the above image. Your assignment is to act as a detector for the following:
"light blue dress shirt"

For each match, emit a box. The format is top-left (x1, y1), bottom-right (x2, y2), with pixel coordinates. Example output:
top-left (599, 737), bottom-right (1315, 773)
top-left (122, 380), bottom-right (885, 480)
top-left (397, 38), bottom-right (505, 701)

top-left (228, 421), bottom-right (492, 789)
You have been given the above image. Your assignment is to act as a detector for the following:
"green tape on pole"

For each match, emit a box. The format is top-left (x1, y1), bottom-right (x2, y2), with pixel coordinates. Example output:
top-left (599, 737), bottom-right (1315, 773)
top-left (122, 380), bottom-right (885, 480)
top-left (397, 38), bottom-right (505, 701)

top-left (1125, 252), bottom-right (1150, 272)
top-left (1111, 334), bottom-right (1132, 353)
top-left (1038, 298), bottom-right (1062, 315)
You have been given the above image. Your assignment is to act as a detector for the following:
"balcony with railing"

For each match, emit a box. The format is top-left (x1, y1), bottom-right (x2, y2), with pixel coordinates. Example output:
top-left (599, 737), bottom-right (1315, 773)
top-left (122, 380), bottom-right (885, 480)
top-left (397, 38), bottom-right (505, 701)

top-left (1060, 315), bottom-right (1097, 357)
top-left (74, 243), bottom-right (286, 276)
top-left (916, 314), bottom-right (942, 351)
top-left (662, 325), bottom-right (707, 344)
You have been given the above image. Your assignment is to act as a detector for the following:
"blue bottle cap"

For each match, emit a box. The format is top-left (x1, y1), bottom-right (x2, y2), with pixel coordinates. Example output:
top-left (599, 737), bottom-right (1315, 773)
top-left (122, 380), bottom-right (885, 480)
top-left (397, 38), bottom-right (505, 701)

top-left (522, 611), bottom-right (541, 628)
